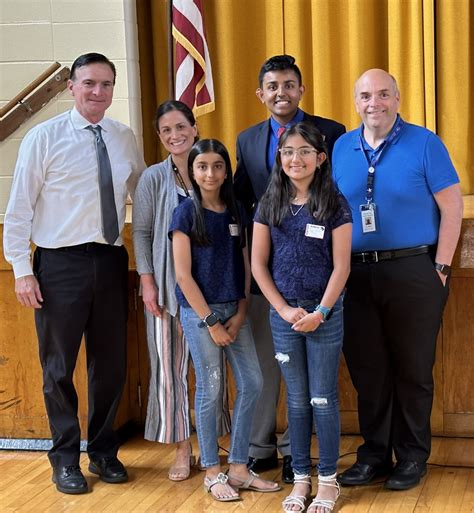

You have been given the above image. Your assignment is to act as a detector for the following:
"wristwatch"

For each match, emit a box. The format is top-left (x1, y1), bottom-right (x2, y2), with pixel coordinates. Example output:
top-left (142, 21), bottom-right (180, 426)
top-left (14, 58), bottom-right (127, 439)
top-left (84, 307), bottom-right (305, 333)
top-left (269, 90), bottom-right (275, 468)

top-left (314, 304), bottom-right (332, 322)
top-left (435, 263), bottom-right (451, 276)
top-left (198, 312), bottom-right (220, 328)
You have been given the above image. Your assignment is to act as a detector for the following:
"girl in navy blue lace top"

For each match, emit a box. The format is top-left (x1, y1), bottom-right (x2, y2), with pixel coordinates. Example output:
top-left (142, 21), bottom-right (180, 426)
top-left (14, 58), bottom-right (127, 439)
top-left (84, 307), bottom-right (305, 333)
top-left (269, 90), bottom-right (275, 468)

top-left (170, 139), bottom-right (280, 502)
top-left (252, 122), bottom-right (352, 513)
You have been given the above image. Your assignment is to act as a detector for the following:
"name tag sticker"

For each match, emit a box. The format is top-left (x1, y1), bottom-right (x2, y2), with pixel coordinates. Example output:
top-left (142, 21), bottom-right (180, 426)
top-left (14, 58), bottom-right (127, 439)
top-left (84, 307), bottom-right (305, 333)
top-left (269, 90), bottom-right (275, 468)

top-left (229, 224), bottom-right (240, 236)
top-left (305, 224), bottom-right (325, 239)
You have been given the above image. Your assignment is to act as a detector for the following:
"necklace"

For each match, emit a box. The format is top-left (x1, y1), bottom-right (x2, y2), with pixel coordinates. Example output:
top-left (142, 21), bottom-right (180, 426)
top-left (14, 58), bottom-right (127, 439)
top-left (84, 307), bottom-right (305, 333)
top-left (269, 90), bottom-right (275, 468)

top-left (171, 160), bottom-right (191, 197)
top-left (289, 203), bottom-right (306, 216)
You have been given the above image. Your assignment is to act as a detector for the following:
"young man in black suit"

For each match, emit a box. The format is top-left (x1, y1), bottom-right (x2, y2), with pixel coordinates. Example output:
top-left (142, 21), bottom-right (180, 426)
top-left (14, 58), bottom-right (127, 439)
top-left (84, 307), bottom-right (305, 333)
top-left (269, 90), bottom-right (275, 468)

top-left (234, 55), bottom-right (345, 484)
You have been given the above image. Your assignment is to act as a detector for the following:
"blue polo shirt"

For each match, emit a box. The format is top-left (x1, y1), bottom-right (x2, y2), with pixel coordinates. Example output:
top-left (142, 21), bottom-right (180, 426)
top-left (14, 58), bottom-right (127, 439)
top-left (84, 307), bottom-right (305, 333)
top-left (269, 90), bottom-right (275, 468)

top-left (332, 119), bottom-right (459, 252)
top-left (169, 198), bottom-right (247, 308)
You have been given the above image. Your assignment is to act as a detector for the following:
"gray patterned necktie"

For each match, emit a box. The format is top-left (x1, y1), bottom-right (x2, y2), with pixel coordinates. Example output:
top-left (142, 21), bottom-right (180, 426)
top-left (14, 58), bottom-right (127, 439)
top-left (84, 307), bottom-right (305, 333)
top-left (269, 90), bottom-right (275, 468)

top-left (87, 125), bottom-right (119, 245)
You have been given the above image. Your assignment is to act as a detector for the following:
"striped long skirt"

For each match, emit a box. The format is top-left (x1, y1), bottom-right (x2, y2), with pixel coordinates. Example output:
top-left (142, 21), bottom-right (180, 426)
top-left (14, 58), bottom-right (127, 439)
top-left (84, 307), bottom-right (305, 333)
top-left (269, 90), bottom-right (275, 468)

top-left (144, 308), bottom-right (231, 443)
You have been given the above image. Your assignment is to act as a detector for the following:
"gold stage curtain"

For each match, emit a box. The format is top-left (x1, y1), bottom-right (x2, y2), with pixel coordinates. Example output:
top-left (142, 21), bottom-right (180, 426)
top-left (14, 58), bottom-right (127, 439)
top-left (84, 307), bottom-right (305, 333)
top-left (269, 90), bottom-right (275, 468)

top-left (137, 0), bottom-right (473, 193)
top-left (436, 0), bottom-right (473, 194)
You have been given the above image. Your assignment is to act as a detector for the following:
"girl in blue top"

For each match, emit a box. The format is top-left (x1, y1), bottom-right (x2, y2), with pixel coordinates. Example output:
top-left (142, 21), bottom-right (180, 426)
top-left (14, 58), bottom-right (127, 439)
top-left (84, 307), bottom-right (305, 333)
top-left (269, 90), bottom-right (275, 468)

top-left (252, 122), bottom-right (352, 513)
top-left (170, 139), bottom-right (280, 502)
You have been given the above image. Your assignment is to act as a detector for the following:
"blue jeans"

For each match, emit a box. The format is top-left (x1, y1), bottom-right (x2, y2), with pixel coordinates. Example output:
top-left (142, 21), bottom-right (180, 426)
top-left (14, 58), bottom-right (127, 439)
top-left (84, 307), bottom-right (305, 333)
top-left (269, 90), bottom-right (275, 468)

top-left (180, 301), bottom-right (263, 468)
top-left (270, 297), bottom-right (343, 476)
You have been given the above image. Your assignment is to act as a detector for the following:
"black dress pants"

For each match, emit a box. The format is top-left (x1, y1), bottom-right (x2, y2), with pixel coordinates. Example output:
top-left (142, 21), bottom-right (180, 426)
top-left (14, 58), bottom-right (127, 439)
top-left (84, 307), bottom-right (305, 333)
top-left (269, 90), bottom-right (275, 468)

top-left (33, 243), bottom-right (128, 468)
top-left (343, 253), bottom-right (449, 465)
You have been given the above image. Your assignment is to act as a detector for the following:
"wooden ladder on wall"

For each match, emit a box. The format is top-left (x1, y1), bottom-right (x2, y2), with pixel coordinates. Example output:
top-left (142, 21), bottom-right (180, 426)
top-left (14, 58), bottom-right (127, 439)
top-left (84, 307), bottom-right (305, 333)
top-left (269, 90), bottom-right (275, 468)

top-left (0, 63), bottom-right (70, 142)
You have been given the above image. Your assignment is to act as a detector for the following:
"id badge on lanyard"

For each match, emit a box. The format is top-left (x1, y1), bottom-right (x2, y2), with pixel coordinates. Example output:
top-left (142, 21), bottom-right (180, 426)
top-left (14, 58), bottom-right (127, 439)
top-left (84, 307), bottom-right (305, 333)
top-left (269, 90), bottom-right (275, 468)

top-left (360, 203), bottom-right (377, 233)
top-left (358, 117), bottom-right (404, 234)
top-left (360, 164), bottom-right (377, 233)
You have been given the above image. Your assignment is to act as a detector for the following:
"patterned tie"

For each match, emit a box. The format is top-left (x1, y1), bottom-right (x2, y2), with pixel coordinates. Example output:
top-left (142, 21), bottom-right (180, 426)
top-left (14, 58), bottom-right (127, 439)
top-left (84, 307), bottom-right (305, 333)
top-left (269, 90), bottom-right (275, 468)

top-left (277, 126), bottom-right (286, 138)
top-left (87, 125), bottom-right (119, 245)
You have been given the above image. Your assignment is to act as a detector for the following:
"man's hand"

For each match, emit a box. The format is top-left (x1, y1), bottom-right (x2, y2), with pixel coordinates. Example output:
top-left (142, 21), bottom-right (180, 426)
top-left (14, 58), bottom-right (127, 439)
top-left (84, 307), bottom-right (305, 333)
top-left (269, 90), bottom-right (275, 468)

top-left (15, 275), bottom-right (43, 308)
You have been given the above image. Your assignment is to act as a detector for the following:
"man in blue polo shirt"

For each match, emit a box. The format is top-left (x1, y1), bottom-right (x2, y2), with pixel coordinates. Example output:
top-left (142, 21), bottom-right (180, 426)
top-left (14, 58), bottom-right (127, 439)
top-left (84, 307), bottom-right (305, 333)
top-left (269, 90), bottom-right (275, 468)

top-left (333, 69), bottom-right (463, 491)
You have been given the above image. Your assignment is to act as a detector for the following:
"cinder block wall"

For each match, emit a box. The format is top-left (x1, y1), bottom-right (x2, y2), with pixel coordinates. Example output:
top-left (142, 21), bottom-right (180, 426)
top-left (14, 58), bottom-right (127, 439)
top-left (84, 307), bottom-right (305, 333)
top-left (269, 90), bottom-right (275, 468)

top-left (0, 0), bottom-right (143, 222)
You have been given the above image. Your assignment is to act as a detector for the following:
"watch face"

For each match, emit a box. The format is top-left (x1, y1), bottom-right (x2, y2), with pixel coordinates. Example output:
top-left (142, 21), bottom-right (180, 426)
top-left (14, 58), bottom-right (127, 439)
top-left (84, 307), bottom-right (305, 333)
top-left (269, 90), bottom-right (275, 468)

top-left (436, 263), bottom-right (451, 276)
top-left (206, 313), bottom-right (219, 327)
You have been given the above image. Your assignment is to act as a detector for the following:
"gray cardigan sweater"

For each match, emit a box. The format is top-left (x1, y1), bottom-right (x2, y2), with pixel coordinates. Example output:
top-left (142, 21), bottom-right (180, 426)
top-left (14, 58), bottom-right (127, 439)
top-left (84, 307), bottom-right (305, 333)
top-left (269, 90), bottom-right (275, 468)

top-left (132, 156), bottom-right (180, 317)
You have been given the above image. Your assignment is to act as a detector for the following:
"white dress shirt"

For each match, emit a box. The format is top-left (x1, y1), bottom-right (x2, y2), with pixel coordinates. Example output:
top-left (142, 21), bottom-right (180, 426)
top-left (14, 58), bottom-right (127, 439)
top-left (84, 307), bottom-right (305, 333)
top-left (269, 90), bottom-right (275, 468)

top-left (3, 107), bottom-right (146, 278)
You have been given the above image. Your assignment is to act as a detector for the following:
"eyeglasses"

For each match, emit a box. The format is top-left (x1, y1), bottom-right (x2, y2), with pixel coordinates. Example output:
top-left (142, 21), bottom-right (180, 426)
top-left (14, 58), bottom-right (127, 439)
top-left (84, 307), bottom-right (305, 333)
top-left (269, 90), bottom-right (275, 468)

top-left (279, 147), bottom-right (318, 159)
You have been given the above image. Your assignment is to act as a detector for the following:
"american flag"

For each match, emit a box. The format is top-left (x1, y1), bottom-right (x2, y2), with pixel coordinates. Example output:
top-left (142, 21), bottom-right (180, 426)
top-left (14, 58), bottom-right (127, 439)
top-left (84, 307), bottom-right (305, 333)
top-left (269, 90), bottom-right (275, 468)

top-left (172, 0), bottom-right (215, 116)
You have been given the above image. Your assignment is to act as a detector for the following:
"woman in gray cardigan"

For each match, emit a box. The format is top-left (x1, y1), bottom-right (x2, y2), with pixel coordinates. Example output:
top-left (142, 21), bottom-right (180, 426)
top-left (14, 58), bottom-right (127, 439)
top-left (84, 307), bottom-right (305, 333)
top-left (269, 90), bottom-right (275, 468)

top-left (133, 101), bottom-right (230, 481)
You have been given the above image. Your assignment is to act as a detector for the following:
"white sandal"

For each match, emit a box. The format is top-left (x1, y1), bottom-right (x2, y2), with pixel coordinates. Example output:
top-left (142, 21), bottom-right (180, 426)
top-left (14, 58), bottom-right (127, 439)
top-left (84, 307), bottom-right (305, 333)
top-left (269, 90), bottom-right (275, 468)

top-left (307, 473), bottom-right (340, 513)
top-left (204, 472), bottom-right (241, 502)
top-left (227, 469), bottom-right (281, 492)
top-left (282, 473), bottom-right (312, 512)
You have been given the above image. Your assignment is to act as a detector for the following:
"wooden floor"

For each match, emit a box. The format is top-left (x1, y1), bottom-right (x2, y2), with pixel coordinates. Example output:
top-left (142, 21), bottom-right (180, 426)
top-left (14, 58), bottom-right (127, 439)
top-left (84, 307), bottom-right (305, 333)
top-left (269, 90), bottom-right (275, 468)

top-left (1, 434), bottom-right (473, 512)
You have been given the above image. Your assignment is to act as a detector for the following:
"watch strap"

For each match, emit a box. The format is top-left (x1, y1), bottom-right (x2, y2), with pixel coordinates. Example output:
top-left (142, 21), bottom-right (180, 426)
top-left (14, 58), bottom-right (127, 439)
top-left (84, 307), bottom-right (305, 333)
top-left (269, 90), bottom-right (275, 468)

top-left (435, 262), bottom-right (451, 276)
top-left (315, 304), bottom-right (332, 322)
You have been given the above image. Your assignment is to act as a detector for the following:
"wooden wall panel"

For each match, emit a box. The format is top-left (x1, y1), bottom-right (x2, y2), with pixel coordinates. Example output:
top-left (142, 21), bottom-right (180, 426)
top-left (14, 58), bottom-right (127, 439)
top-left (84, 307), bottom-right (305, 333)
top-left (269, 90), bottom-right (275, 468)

top-left (0, 269), bottom-right (50, 438)
top-left (443, 277), bottom-right (474, 414)
top-left (431, 331), bottom-right (444, 435)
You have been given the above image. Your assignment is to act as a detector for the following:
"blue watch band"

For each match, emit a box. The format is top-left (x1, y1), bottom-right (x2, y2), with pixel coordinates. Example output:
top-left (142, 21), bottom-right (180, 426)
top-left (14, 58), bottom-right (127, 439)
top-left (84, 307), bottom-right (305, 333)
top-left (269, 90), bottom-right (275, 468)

top-left (315, 304), bottom-right (331, 322)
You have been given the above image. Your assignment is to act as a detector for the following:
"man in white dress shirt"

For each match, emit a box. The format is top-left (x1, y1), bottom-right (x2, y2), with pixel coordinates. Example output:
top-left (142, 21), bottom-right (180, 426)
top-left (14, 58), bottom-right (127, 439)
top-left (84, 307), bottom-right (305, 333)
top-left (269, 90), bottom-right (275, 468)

top-left (3, 53), bottom-right (145, 494)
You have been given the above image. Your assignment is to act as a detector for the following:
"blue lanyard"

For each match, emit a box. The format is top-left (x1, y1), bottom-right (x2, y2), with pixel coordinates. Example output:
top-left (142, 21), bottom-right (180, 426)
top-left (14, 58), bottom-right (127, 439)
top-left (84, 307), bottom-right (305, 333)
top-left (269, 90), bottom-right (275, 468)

top-left (359, 116), bottom-right (404, 203)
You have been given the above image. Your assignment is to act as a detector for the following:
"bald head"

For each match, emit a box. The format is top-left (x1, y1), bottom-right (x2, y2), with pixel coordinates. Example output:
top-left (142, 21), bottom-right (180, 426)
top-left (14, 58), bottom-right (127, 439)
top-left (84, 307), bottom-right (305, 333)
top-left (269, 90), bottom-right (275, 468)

top-left (354, 69), bottom-right (399, 98)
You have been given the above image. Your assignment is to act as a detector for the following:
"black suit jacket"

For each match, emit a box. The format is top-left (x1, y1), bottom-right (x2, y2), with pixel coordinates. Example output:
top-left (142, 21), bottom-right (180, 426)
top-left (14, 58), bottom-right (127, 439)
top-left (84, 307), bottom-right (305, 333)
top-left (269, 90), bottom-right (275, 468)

top-left (234, 111), bottom-right (346, 213)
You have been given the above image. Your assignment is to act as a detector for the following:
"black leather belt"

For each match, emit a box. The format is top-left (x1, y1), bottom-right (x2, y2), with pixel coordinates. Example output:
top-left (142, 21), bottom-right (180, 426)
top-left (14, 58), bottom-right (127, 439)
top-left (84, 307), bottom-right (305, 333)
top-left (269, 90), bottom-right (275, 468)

top-left (351, 245), bottom-right (430, 264)
top-left (50, 242), bottom-right (112, 252)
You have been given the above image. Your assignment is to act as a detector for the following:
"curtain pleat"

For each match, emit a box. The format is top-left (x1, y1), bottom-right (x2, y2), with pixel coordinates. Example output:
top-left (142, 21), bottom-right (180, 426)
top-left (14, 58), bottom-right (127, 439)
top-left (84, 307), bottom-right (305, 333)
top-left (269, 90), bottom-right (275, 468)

top-left (436, 0), bottom-right (473, 193)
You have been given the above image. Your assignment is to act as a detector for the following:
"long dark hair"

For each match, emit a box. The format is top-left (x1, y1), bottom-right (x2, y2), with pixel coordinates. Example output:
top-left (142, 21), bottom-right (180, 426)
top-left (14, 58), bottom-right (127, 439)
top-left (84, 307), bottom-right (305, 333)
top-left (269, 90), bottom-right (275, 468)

top-left (258, 122), bottom-right (340, 226)
top-left (187, 139), bottom-right (242, 246)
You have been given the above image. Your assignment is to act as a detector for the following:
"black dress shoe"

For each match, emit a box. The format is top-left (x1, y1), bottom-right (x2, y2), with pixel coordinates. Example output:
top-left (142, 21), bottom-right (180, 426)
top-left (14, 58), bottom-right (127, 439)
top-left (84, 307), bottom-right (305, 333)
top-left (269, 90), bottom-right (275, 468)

top-left (338, 461), bottom-right (392, 486)
top-left (384, 461), bottom-right (426, 490)
top-left (247, 452), bottom-right (279, 473)
top-left (282, 455), bottom-right (294, 484)
top-left (89, 456), bottom-right (128, 483)
top-left (52, 465), bottom-right (88, 494)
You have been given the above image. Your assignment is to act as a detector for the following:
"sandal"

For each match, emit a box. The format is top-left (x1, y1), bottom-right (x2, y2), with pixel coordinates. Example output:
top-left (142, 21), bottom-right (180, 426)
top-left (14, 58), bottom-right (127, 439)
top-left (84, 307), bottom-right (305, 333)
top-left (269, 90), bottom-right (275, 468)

top-left (307, 473), bottom-right (340, 513)
top-left (282, 474), bottom-right (312, 512)
top-left (227, 469), bottom-right (281, 492)
top-left (204, 472), bottom-right (241, 502)
top-left (168, 454), bottom-right (196, 481)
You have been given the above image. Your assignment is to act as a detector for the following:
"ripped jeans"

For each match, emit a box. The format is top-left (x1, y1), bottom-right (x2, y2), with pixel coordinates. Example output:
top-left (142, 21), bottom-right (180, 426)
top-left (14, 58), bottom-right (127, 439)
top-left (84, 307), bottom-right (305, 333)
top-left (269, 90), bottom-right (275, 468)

top-left (180, 302), bottom-right (263, 468)
top-left (270, 297), bottom-right (343, 476)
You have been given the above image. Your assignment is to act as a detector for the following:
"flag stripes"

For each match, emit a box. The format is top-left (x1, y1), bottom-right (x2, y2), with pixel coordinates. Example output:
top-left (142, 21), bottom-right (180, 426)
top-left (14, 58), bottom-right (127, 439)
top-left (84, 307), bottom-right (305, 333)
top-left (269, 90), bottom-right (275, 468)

top-left (172, 0), bottom-right (215, 116)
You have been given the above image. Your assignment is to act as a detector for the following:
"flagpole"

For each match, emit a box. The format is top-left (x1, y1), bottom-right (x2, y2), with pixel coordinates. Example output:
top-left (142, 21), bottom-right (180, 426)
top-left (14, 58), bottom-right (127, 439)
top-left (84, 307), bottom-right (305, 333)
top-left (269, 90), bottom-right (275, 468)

top-left (167, 0), bottom-right (175, 99)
